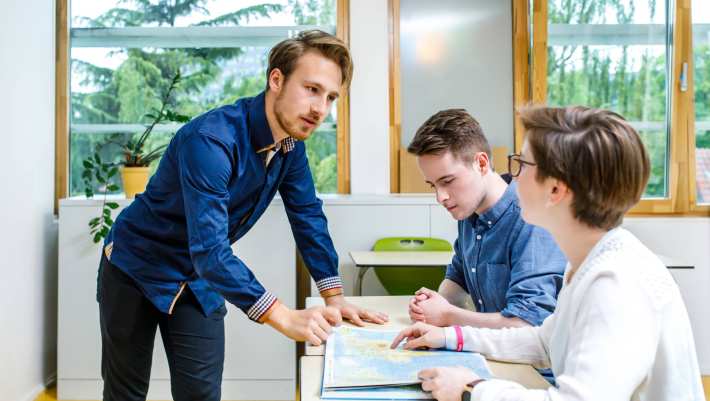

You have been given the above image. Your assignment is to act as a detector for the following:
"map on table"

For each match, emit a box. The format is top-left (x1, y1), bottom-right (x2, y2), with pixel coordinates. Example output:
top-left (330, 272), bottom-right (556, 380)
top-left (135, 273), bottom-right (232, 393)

top-left (321, 326), bottom-right (492, 400)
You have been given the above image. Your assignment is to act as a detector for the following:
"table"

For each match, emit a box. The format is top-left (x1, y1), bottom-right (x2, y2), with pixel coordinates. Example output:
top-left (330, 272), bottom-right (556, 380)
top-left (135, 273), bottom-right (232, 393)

top-left (300, 295), bottom-right (550, 401)
top-left (348, 252), bottom-right (692, 297)
top-left (349, 251), bottom-right (454, 296)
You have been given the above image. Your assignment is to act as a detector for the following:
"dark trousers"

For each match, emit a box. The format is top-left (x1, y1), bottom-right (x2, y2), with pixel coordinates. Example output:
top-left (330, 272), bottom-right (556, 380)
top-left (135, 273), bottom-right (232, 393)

top-left (98, 254), bottom-right (227, 401)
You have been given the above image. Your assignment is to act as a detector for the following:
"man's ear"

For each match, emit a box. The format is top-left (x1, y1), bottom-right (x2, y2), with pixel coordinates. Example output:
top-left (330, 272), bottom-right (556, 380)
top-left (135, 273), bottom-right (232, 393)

top-left (268, 68), bottom-right (284, 92)
top-left (476, 152), bottom-right (492, 175)
top-left (546, 178), bottom-right (569, 208)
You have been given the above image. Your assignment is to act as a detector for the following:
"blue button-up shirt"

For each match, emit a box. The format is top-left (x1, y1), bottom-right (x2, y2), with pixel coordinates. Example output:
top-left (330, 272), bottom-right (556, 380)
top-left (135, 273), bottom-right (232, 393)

top-left (104, 91), bottom-right (341, 321)
top-left (445, 182), bottom-right (566, 326)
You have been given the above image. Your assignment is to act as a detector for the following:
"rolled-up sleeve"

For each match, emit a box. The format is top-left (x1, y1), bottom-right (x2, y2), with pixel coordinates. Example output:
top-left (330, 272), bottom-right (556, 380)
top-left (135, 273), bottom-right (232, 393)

top-left (178, 132), bottom-right (277, 322)
top-left (500, 224), bottom-right (565, 326)
top-left (278, 142), bottom-right (342, 297)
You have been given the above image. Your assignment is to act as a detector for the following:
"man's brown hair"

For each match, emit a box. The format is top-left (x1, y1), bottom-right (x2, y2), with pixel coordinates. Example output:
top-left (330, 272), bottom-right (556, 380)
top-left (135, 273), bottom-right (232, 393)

top-left (519, 106), bottom-right (650, 230)
top-left (266, 29), bottom-right (353, 89)
top-left (407, 109), bottom-right (492, 163)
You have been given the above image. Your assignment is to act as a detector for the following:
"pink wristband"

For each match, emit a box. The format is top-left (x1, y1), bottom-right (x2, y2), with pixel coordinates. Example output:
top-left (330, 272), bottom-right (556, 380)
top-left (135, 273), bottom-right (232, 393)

top-left (454, 325), bottom-right (463, 352)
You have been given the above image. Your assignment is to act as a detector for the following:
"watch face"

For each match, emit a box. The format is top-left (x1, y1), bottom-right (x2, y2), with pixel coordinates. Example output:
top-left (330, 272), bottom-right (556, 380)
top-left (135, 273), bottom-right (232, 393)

top-left (461, 390), bottom-right (472, 401)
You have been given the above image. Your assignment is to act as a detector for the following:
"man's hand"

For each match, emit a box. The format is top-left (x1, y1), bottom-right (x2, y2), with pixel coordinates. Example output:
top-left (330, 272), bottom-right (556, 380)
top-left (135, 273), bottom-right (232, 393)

top-left (418, 367), bottom-right (480, 401)
top-left (325, 295), bottom-right (389, 326)
top-left (390, 321), bottom-right (445, 350)
top-left (265, 303), bottom-right (342, 345)
top-left (409, 287), bottom-right (455, 327)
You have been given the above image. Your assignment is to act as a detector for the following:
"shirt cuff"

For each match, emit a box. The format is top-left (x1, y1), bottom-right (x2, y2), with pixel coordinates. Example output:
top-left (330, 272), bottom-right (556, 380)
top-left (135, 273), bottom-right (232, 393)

top-left (444, 326), bottom-right (459, 350)
top-left (247, 291), bottom-right (279, 323)
top-left (501, 301), bottom-right (548, 327)
top-left (315, 276), bottom-right (343, 296)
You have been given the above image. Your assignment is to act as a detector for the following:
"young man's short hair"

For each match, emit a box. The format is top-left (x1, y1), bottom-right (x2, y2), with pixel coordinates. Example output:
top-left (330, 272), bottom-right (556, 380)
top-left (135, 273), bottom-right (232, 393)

top-left (267, 29), bottom-right (353, 89)
top-left (519, 106), bottom-right (650, 230)
top-left (407, 109), bottom-right (492, 163)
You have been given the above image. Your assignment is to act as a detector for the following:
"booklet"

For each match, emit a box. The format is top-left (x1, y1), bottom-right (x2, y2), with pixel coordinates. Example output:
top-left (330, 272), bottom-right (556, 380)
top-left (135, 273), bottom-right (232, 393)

top-left (321, 326), bottom-right (492, 400)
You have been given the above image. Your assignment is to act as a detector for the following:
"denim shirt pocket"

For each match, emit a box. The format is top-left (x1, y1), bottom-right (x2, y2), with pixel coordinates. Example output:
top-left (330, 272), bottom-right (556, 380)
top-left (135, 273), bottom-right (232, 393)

top-left (480, 263), bottom-right (511, 311)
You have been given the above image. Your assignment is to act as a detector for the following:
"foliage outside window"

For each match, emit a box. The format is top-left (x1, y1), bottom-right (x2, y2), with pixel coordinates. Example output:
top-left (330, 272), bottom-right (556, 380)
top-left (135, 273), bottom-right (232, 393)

top-left (70, 0), bottom-right (339, 197)
top-left (545, 0), bottom-right (671, 198)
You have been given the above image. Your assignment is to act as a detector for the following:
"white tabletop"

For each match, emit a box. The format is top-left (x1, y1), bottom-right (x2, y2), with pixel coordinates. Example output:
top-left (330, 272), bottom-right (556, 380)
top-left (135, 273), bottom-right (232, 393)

top-left (348, 251), bottom-right (454, 267)
top-left (347, 251), bottom-right (692, 269)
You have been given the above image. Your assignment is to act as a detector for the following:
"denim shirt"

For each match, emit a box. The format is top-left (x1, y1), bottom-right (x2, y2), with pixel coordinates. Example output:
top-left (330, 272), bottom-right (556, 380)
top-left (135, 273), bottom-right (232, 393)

top-left (445, 182), bottom-right (566, 326)
top-left (103, 91), bottom-right (341, 321)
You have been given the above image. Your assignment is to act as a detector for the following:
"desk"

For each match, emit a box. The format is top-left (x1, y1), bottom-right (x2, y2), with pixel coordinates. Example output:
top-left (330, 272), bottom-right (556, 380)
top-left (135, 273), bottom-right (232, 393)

top-left (349, 251), bottom-right (454, 296)
top-left (300, 295), bottom-right (550, 401)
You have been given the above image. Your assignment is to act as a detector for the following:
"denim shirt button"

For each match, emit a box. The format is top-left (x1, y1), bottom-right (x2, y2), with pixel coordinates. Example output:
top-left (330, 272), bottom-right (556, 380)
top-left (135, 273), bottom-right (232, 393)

top-left (476, 234), bottom-right (482, 240)
top-left (478, 299), bottom-right (483, 304)
top-left (471, 267), bottom-right (476, 273)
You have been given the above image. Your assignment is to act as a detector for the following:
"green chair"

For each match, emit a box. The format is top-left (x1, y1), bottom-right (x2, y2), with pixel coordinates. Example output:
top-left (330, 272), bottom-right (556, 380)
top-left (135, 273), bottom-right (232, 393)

top-left (372, 237), bottom-right (453, 295)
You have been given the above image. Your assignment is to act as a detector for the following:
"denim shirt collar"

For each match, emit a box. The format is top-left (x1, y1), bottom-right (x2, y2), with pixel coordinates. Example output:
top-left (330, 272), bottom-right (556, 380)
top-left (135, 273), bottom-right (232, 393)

top-left (247, 91), bottom-right (275, 152)
top-left (469, 182), bottom-right (517, 229)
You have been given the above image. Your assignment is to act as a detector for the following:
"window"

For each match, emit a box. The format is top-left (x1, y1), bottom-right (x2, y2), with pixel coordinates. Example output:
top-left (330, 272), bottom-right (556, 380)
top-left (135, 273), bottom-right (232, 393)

top-left (523, 0), bottom-right (709, 214)
top-left (546, 0), bottom-right (670, 198)
top-left (58, 0), bottom-right (349, 206)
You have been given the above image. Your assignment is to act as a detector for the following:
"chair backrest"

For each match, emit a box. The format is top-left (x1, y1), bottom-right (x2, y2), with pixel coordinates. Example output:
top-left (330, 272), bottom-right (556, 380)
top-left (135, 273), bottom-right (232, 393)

top-left (373, 237), bottom-right (452, 252)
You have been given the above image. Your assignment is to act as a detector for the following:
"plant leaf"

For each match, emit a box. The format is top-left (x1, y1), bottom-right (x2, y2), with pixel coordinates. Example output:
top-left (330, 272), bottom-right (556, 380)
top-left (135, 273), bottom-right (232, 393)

top-left (106, 202), bottom-right (119, 209)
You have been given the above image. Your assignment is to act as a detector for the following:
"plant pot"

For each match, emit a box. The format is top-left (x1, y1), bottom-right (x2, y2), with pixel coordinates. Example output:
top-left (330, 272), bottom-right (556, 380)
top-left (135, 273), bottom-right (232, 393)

top-left (121, 166), bottom-right (151, 198)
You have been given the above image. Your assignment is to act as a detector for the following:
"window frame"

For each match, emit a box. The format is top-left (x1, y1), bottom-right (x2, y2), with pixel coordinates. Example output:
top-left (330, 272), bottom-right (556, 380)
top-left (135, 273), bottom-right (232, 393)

top-left (54, 0), bottom-right (351, 212)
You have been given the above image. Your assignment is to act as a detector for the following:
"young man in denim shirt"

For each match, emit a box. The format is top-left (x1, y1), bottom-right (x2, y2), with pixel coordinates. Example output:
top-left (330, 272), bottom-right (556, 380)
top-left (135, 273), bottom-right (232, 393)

top-left (407, 109), bottom-right (566, 331)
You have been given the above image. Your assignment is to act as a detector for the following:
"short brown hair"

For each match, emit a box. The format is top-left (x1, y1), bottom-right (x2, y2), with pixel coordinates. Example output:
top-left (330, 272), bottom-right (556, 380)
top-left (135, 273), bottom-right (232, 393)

top-left (519, 106), bottom-right (650, 230)
top-left (407, 109), bottom-right (492, 163)
top-left (266, 29), bottom-right (353, 89)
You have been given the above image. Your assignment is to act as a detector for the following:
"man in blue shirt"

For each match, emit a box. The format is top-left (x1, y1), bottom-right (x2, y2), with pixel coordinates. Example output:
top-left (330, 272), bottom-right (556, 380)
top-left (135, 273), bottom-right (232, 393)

top-left (406, 109), bottom-right (566, 331)
top-left (98, 30), bottom-right (387, 401)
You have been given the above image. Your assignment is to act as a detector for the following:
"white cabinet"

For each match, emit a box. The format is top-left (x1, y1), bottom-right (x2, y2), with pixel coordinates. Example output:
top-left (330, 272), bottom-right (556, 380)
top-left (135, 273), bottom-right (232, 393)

top-left (58, 199), bottom-right (295, 400)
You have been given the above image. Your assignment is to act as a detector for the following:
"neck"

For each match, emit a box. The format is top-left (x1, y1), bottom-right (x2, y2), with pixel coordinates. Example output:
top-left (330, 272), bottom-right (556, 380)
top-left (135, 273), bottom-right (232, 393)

top-left (548, 216), bottom-right (608, 282)
top-left (264, 89), bottom-right (289, 144)
top-left (475, 173), bottom-right (508, 215)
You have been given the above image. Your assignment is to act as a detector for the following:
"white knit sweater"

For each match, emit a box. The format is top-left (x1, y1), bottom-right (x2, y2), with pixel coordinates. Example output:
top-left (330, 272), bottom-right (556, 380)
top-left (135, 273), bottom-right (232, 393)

top-left (444, 228), bottom-right (704, 401)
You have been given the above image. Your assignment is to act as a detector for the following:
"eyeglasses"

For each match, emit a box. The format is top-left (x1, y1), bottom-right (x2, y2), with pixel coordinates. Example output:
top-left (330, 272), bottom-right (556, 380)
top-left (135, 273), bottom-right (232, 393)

top-left (507, 153), bottom-right (536, 177)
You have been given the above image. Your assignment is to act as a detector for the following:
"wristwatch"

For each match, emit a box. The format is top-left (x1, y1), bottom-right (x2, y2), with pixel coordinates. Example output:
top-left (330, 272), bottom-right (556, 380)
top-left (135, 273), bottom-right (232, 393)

top-left (461, 379), bottom-right (486, 401)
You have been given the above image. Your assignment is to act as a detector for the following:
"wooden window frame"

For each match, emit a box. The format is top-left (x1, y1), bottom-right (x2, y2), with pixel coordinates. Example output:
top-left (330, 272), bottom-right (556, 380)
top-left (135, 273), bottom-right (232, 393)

top-left (54, 0), bottom-right (352, 213)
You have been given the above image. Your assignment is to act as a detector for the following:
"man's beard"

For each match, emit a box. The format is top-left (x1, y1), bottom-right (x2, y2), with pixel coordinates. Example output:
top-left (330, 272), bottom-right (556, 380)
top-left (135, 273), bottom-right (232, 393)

top-left (274, 92), bottom-right (315, 141)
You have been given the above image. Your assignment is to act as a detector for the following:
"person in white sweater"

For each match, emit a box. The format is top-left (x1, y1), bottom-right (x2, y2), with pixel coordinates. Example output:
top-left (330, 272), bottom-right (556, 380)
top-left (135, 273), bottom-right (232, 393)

top-left (390, 106), bottom-right (704, 401)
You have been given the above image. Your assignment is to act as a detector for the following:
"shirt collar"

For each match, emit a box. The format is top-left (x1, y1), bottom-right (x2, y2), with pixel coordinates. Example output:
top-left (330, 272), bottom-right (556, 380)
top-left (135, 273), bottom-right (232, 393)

top-left (470, 181), bottom-right (517, 228)
top-left (247, 90), bottom-right (298, 155)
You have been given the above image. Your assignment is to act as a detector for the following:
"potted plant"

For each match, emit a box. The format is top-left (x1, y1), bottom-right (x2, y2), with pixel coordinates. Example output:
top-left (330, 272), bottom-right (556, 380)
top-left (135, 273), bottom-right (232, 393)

top-left (82, 71), bottom-right (190, 242)
top-left (121, 72), bottom-right (189, 197)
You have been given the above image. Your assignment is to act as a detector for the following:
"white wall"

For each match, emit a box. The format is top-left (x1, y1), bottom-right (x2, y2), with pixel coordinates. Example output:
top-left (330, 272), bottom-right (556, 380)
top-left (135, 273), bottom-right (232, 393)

top-left (0, 1), bottom-right (58, 401)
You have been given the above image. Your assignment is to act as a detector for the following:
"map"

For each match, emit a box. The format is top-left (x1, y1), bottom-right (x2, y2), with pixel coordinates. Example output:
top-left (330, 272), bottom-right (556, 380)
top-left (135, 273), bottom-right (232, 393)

top-left (321, 326), bottom-right (492, 400)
